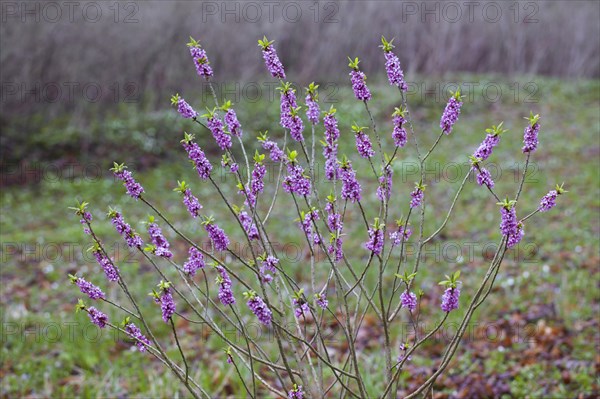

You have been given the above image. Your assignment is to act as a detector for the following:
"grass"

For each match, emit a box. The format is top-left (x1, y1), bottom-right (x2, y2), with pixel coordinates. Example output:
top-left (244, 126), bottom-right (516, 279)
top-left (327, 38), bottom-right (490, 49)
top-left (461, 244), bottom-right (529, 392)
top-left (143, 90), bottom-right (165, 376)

top-left (1, 74), bottom-right (599, 397)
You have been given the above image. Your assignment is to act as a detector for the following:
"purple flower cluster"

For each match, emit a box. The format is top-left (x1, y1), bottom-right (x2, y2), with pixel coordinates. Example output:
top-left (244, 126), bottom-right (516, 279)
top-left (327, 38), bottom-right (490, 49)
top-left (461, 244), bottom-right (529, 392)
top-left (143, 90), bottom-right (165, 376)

top-left (400, 290), bottom-right (417, 312)
top-left (499, 205), bottom-right (518, 237)
top-left (293, 298), bottom-right (310, 318)
top-left (182, 140), bottom-right (213, 180)
top-left (355, 130), bottom-right (374, 158)
top-left (176, 97), bottom-right (198, 119)
top-left (288, 385), bottom-right (305, 399)
top-left (125, 323), bottom-right (151, 352)
top-left (217, 266), bottom-right (236, 305)
top-left (507, 224), bottom-right (524, 249)
top-left (221, 157), bottom-right (238, 174)
top-left (325, 202), bottom-right (344, 262)
top-left (280, 88), bottom-right (297, 127)
top-left (159, 288), bottom-right (176, 323)
top-left (305, 94), bottom-right (320, 124)
top-left (261, 44), bottom-right (286, 79)
top-left (398, 343), bottom-right (412, 363)
top-left (113, 169), bottom-right (144, 200)
top-left (207, 115), bottom-right (232, 151)
top-left (148, 223), bottom-right (173, 258)
top-left (473, 133), bottom-right (501, 161)
top-left (392, 114), bottom-right (407, 148)
top-left (476, 167), bottom-right (495, 188)
top-left (75, 277), bottom-right (105, 300)
top-left (239, 210), bottom-right (260, 241)
top-left (315, 293), bottom-right (328, 309)
top-left (189, 46), bottom-right (214, 78)
top-left (87, 307), bottom-right (108, 328)
top-left (92, 249), bottom-right (120, 282)
top-left (260, 255), bottom-right (279, 282)
top-left (328, 236), bottom-right (344, 263)
top-left (183, 188), bottom-right (202, 218)
top-left (365, 227), bottom-right (384, 255)
top-left (111, 212), bottom-right (143, 248)
top-left (247, 294), bottom-right (272, 326)
top-left (283, 163), bottom-right (311, 196)
top-left (279, 89), bottom-right (304, 142)
top-left (300, 209), bottom-right (319, 239)
top-left (183, 247), bottom-right (205, 276)
top-left (522, 122), bottom-right (540, 153)
top-left (349, 70), bottom-right (371, 101)
top-left (80, 211), bottom-right (92, 235)
top-left (250, 162), bottom-right (266, 203)
top-left (410, 187), bottom-right (424, 208)
top-left (440, 96), bottom-right (462, 135)
top-left (339, 161), bottom-right (362, 202)
top-left (538, 190), bottom-right (557, 212)
top-left (441, 286), bottom-right (460, 312)
top-left (323, 112), bottom-right (341, 180)
top-left (288, 113), bottom-right (305, 142)
top-left (224, 108), bottom-right (242, 137)
top-left (205, 222), bottom-right (230, 251)
top-left (262, 139), bottom-right (284, 162)
top-left (377, 165), bottom-right (393, 201)
top-left (384, 51), bottom-right (408, 91)
top-left (390, 225), bottom-right (412, 246)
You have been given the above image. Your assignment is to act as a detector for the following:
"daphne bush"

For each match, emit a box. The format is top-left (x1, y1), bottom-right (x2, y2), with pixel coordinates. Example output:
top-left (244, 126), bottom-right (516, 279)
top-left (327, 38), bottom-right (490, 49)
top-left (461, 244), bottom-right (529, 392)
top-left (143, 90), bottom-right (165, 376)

top-left (69, 35), bottom-right (565, 398)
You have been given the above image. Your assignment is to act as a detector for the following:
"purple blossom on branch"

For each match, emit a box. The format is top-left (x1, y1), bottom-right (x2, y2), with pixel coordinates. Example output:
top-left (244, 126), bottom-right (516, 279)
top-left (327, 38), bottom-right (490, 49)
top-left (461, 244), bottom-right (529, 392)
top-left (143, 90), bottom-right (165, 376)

top-left (410, 182), bottom-right (425, 208)
top-left (283, 157), bottom-right (311, 196)
top-left (205, 110), bottom-right (232, 151)
top-left (183, 247), bottom-right (205, 276)
top-left (87, 307), bottom-right (108, 328)
top-left (522, 112), bottom-right (541, 153)
top-left (245, 291), bottom-right (272, 326)
top-left (182, 133), bottom-right (213, 180)
top-left (473, 123), bottom-right (505, 161)
top-left (204, 219), bottom-right (230, 251)
top-left (354, 127), bottom-right (374, 158)
top-left (475, 167), bottom-right (495, 188)
top-left (440, 91), bottom-right (463, 135)
top-left (365, 219), bottom-right (384, 255)
top-left (377, 165), bottom-right (393, 201)
top-left (348, 57), bottom-right (371, 101)
top-left (92, 247), bottom-right (120, 282)
top-left (315, 293), bottom-right (328, 309)
top-left (239, 210), bottom-right (260, 241)
top-left (390, 224), bottom-right (412, 246)
top-left (380, 37), bottom-right (408, 91)
top-left (216, 266), bottom-right (236, 305)
top-left (125, 323), bottom-right (151, 352)
top-left (339, 159), bottom-right (362, 202)
top-left (172, 94), bottom-right (198, 119)
top-left (507, 223), bottom-right (525, 249)
top-left (392, 108), bottom-right (408, 148)
top-left (148, 221), bottom-right (173, 258)
top-left (71, 276), bottom-right (105, 300)
top-left (499, 201), bottom-right (518, 237)
top-left (288, 384), bottom-right (305, 399)
top-left (222, 101), bottom-right (242, 137)
top-left (259, 36), bottom-right (286, 79)
top-left (441, 286), bottom-right (460, 312)
top-left (109, 209), bottom-right (143, 248)
top-left (187, 38), bottom-right (214, 78)
top-left (157, 282), bottom-right (176, 323)
top-left (112, 165), bottom-right (145, 200)
top-left (400, 290), bottom-right (417, 312)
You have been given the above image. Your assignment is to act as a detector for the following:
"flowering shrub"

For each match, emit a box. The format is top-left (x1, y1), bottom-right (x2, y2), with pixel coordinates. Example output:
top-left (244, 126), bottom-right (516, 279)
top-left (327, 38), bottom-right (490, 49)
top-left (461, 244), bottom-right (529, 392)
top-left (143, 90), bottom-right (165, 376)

top-left (69, 36), bottom-right (565, 398)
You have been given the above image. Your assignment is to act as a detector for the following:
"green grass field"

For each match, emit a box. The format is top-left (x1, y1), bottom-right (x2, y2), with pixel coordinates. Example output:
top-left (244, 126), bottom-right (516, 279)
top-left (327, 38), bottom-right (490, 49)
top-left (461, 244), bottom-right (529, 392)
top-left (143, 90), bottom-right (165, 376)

top-left (2, 75), bottom-right (599, 397)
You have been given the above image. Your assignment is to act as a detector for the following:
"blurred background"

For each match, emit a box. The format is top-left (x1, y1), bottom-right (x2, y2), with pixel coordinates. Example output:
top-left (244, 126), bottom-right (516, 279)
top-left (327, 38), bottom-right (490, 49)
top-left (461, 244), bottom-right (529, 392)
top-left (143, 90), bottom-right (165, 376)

top-left (1, 1), bottom-right (599, 397)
